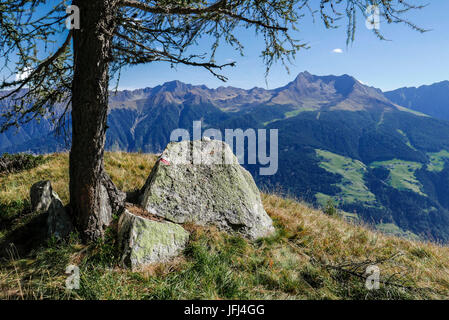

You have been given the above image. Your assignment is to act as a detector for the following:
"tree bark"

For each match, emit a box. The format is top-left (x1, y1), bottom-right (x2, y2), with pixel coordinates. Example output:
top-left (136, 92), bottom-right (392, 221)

top-left (70, 0), bottom-right (125, 241)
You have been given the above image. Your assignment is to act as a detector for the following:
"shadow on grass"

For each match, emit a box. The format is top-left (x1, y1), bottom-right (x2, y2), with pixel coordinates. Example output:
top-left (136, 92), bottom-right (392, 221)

top-left (0, 212), bottom-right (48, 259)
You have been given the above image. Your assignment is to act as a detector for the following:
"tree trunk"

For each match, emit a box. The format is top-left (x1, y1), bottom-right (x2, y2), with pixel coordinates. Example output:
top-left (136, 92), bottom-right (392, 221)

top-left (70, 0), bottom-right (125, 241)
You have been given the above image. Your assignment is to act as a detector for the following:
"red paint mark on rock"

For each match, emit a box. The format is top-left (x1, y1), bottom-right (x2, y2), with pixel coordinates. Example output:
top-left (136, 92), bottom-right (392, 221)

top-left (159, 157), bottom-right (171, 166)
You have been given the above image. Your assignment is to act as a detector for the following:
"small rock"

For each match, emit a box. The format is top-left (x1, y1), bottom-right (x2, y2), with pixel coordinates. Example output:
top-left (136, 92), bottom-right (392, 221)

top-left (118, 209), bottom-right (189, 270)
top-left (140, 140), bottom-right (274, 240)
top-left (30, 180), bottom-right (54, 212)
top-left (47, 195), bottom-right (73, 239)
top-left (30, 180), bottom-right (73, 239)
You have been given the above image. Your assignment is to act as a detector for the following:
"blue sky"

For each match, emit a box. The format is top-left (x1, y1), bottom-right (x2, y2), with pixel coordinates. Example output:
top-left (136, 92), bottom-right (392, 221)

top-left (4, 2), bottom-right (448, 92)
top-left (115, 1), bottom-right (449, 92)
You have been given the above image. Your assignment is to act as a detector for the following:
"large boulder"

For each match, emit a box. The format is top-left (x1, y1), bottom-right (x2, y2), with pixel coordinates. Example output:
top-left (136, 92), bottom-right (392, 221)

top-left (30, 180), bottom-right (73, 239)
top-left (118, 208), bottom-right (189, 270)
top-left (140, 139), bottom-right (274, 240)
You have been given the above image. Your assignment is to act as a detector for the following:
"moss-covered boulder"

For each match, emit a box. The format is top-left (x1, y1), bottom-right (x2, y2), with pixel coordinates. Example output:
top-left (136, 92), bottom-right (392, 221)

top-left (140, 139), bottom-right (274, 240)
top-left (118, 209), bottom-right (189, 270)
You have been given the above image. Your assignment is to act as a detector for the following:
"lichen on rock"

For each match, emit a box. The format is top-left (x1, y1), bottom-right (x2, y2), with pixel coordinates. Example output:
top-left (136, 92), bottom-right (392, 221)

top-left (118, 209), bottom-right (190, 270)
top-left (140, 139), bottom-right (274, 240)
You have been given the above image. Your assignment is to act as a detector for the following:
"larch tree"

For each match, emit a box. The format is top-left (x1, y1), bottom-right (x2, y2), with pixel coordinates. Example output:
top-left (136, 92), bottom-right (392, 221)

top-left (0, 0), bottom-right (425, 242)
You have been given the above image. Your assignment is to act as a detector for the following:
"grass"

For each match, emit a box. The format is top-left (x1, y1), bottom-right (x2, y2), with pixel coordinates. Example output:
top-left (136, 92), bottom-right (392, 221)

top-left (394, 105), bottom-right (429, 117)
top-left (0, 152), bottom-right (157, 208)
top-left (0, 153), bottom-right (46, 175)
top-left (375, 223), bottom-right (420, 242)
top-left (315, 149), bottom-right (376, 206)
top-left (2, 153), bottom-right (449, 299)
top-left (370, 159), bottom-right (425, 196)
top-left (263, 107), bottom-right (316, 126)
top-left (396, 129), bottom-right (418, 151)
top-left (427, 150), bottom-right (449, 173)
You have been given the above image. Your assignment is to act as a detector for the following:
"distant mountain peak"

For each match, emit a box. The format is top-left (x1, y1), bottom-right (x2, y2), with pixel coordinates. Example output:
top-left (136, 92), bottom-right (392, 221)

top-left (106, 71), bottom-right (398, 113)
top-left (285, 72), bottom-right (357, 96)
top-left (385, 80), bottom-right (449, 121)
top-left (265, 71), bottom-right (391, 111)
top-left (293, 70), bottom-right (315, 82)
top-left (158, 80), bottom-right (190, 92)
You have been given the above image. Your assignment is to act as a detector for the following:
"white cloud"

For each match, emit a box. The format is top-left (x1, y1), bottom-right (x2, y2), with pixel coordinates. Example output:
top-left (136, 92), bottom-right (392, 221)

top-left (116, 86), bottom-right (139, 91)
top-left (332, 48), bottom-right (343, 54)
top-left (16, 69), bottom-right (31, 81)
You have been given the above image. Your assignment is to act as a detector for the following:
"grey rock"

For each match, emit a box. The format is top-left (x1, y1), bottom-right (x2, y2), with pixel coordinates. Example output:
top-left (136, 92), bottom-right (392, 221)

top-left (118, 209), bottom-right (189, 270)
top-left (46, 194), bottom-right (73, 239)
top-left (30, 180), bottom-right (53, 212)
top-left (140, 140), bottom-right (274, 240)
top-left (30, 180), bottom-right (73, 239)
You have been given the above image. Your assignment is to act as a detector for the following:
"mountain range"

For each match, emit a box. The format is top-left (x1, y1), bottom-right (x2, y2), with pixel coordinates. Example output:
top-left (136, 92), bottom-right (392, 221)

top-left (3, 72), bottom-right (449, 242)
top-left (385, 80), bottom-right (449, 121)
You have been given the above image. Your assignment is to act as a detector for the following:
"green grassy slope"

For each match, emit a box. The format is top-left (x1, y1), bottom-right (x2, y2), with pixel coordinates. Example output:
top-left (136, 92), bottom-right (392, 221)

top-left (315, 149), bottom-right (376, 206)
top-left (371, 159), bottom-right (425, 196)
top-left (2, 153), bottom-right (449, 300)
top-left (427, 150), bottom-right (449, 173)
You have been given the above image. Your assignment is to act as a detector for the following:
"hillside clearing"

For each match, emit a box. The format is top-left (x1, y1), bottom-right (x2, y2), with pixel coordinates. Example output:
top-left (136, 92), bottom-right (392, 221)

top-left (370, 159), bottom-right (425, 196)
top-left (315, 149), bottom-right (376, 206)
top-left (427, 150), bottom-right (449, 173)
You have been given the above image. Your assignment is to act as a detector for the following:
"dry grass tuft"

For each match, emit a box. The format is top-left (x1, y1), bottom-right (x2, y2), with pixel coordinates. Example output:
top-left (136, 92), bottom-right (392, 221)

top-left (262, 193), bottom-right (449, 297)
top-left (0, 152), bottom-right (157, 207)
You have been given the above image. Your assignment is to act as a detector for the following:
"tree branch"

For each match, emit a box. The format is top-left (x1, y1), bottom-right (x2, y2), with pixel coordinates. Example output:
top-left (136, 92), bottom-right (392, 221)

top-left (118, 0), bottom-right (288, 31)
top-left (0, 31), bottom-right (73, 100)
top-left (113, 32), bottom-right (235, 81)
